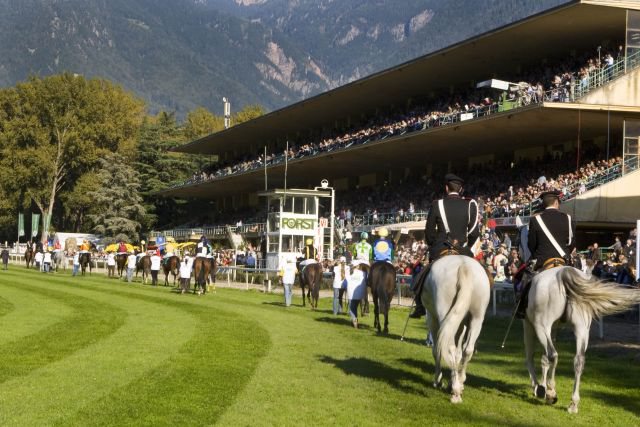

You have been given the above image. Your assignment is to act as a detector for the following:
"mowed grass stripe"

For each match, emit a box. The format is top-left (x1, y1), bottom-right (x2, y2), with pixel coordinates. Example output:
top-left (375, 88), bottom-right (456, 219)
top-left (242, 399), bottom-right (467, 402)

top-left (0, 271), bottom-right (197, 426)
top-left (0, 277), bottom-right (124, 384)
top-left (8, 269), bottom-right (272, 426)
top-left (0, 294), bottom-right (15, 318)
top-left (0, 275), bottom-right (74, 345)
top-left (208, 291), bottom-right (640, 426)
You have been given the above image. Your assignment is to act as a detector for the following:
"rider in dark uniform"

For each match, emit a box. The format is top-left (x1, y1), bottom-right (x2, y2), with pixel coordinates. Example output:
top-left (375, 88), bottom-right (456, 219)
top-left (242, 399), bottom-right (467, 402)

top-left (410, 173), bottom-right (480, 318)
top-left (515, 189), bottom-right (575, 318)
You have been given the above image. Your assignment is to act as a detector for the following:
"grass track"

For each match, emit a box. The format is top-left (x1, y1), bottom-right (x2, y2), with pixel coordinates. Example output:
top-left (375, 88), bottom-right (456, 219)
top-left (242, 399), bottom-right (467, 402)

top-left (0, 267), bottom-right (638, 426)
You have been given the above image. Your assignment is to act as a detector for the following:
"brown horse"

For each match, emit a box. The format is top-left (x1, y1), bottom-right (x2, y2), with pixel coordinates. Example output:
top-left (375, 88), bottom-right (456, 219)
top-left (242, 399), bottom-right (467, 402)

top-left (79, 253), bottom-right (92, 276)
top-left (206, 258), bottom-right (217, 291)
top-left (136, 255), bottom-right (151, 284)
top-left (297, 260), bottom-right (322, 309)
top-left (193, 257), bottom-right (210, 295)
top-left (368, 261), bottom-right (397, 334)
top-left (116, 254), bottom-right (128, 278)
top-left (162, 255), bottom-right (180, 286)
top-left (24, 246), bottom-right (34, 269)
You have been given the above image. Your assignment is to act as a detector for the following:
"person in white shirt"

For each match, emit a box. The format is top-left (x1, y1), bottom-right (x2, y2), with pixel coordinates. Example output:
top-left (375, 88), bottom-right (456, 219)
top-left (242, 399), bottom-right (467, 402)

top-left (347, 260), bottom-right (367, 328)
top-left (72, 252), bottom-right (80, 276)
top-left (43, 251), bottom-right (52, 273)
top-left (150, 252), bottom-right (162, 286)
top-left (126, 251), bottom-right (137, 283)
top-left (281, 258), bottom-right (297, 307)
top-left (332, 257), bottom-right (349, 315)
top-left (179, 255), bottom-right (192, 294)
top-left (34, 251), bottom-right (43, 271)
top-left (106, 252), bottom-right (116, 278)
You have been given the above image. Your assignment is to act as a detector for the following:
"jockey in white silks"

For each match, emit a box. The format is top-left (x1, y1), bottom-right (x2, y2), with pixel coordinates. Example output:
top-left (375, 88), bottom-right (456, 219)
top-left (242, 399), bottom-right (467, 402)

top-left (196, 236), bottom-right (211, 258)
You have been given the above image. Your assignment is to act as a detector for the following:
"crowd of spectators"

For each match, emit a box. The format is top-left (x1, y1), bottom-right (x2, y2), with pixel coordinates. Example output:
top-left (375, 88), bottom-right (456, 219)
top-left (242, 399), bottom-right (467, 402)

top-left (175, 43), bottom-right (625, 188)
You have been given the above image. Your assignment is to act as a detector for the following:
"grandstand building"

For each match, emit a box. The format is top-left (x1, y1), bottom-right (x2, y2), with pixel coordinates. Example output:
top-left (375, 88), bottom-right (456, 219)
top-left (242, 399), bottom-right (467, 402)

top-left (157, 0), bottom-right (640, 251)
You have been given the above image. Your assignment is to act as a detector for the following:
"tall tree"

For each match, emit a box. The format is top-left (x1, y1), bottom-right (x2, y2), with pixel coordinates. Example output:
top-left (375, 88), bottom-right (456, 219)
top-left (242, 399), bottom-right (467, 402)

top-left (183, 107), bottom-right (224, 141)
top-left (0, 73), bottom-right (144, 240)
top-left (87, 153), bottom-right (146, 242)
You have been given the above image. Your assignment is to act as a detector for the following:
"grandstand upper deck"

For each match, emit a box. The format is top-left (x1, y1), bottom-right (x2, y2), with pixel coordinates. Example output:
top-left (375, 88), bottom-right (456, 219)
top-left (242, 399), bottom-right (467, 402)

top-left (175, 0), bottom-right (634, 157)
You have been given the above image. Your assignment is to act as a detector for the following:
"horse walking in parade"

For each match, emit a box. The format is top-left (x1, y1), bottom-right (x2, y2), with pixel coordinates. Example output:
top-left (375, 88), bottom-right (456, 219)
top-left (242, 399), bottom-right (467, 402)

top-left (79, 252), bottom-right (92, 276)
top-left (136, 255), bottom-right (151, 284)
top-left (24, 246), bottom-right (34, 269)
top-left (297, 260), bottom-right (322, 309)
top-left (193, 256), bottom-right (210, 295)
top-left (116, 254), bottom-right (128, 278)
top-left (522, 266), bottom-right (640, 413)
top-left (162, 255), bottom-right (180, 286)
top-left (368, 261), bottom-right (396, 334)
top-left (421, 255), bottom-right (490, 404)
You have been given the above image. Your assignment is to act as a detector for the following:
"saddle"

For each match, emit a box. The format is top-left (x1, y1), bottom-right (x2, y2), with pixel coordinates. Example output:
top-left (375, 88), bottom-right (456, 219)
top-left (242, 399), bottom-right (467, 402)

top-left (541, 257), bottom-right (566, 271)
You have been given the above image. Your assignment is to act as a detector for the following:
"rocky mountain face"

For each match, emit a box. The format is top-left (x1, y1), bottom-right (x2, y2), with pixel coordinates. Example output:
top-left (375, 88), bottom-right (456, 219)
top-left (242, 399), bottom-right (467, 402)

top-left (0, 0), bottom-right (567, 115)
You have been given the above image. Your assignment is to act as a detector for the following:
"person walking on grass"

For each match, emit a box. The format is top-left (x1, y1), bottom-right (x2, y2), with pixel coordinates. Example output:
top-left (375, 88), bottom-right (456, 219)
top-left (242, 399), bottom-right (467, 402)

top-left (43, 250), bottom-right (52, 273)
top-left (72, 252), bottom-right (80, 276)
top-left (280, 257), bottom-right (297, 307)
top-left (126, 251), bottom-right (137, 283)
top-left (106, 252), bottom-right (116, 278)
top-left (1, 247), bottom-right (9, 270)
top-left (150, 251), bottom-right (161, 286)
top-left (179, 255), bottom-right (192, 294)
top-left (332, 256), bottom-right (349, 315)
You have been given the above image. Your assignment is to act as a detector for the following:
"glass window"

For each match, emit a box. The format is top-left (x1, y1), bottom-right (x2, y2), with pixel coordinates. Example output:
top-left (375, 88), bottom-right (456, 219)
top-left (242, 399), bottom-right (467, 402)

top-left (283, 196), bottom-right (293, 213)
top-left (305, 197), bottom-right (317, 215)
top-left (293, 197), bottom-right (305, 214)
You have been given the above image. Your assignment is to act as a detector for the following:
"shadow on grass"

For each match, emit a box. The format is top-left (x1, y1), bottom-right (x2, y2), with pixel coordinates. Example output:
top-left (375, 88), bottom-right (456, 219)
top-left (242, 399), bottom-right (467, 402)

top-left (315, 316), bottom-right (372, 330)
top-left (318, 355), bottom-right (431, 396)
top-left (589, 390), bottom-right (640, 416)
top-left (398, 357), bottom-right (528, 400)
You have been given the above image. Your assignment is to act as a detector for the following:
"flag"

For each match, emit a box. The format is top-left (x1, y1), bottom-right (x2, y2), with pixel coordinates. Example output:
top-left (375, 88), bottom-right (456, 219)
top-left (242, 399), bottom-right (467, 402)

top-left (18, 213), bottom-right (25, 237)
top-left (31, 213), bottom-right (40, 238)
top-left (43, 213), bottom-right (52, 236)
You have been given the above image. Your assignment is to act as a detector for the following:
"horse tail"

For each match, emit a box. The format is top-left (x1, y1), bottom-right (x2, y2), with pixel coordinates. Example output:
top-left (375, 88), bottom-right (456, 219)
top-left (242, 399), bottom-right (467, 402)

top-left (559, 268), bottom-right (640, 319)
top-left (435, 262), bottom-right (474, 371)
top-left (198, 260), bottom-right (205, 285)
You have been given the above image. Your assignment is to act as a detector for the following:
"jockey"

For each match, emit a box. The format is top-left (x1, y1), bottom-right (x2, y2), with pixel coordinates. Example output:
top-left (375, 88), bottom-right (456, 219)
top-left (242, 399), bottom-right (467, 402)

top-left (196, 235), bottom-right (210, 258)
top-left (410, 173), bottom-right (479, 318)
top-left (353, 232), bottom-right (373, 264)
top-left (299, 238), bottom-right (318, 268)
top-left (117, 240), bottom-right (128, 254)
top-left (515, 189), bottom-right (575, 318)
top-left (79, 239), bottom-right (90, 253)
top-left (373, 227), bottom-right (394, 262)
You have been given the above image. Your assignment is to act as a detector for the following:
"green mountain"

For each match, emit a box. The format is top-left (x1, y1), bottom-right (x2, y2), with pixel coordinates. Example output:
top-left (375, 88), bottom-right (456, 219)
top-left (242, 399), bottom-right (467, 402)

top-left (0, 0), bottom-right (568, 115)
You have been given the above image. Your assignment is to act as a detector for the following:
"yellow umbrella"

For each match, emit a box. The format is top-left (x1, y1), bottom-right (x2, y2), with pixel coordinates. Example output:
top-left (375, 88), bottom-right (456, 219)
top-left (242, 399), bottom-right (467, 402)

top-left (104, 243), bottom-right (136, 253)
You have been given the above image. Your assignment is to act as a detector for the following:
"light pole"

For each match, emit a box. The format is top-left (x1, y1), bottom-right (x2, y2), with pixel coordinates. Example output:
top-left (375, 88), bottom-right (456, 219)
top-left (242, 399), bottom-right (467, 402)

top-left (316, 179), bottom-right (335, 261)
top-left (223, 97), bottom-right (231, 129)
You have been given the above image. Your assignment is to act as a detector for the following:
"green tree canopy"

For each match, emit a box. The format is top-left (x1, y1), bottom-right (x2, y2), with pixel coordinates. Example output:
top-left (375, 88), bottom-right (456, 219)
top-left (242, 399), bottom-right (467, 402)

top-left (87, 153), bottom-right (146, 242)
top-left (0, 73), bottom-right (145, 241)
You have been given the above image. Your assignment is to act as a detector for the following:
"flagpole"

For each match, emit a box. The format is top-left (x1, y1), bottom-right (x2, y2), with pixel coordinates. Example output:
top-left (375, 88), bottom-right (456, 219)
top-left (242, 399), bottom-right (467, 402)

top-left (284, 141), bottom-right (289, 196)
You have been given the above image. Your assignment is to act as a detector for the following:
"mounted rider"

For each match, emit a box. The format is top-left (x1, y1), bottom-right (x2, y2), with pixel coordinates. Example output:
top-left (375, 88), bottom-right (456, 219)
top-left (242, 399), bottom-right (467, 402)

top-left (299, 238), bottom-right (318, 268)
top-left (196, 235), bottom-right (212, 258)
top-left (373, 227), bottom-right (394, 262)
top-left (79, 239), bottom-right (90, 254)
top-left (117, 240), bottom-right (128, 254)
top-left (514, 189), bottom-right (575, 318)
top-left (353, 232), bottom-right (373, 264)
top-left (410, 173), bottom-right (480, 318)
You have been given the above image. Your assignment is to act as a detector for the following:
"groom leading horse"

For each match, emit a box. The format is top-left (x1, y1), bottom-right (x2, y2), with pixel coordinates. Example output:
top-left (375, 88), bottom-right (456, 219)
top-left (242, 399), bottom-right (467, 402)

top-left (410, 173), bottom-right (480, 318)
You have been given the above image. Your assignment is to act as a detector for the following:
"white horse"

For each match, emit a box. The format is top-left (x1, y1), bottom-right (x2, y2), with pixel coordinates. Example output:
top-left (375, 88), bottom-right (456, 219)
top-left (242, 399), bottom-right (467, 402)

top-left (421, 255), bottom-right (490, 403)
top-left (524, 266), bottom-right (640, 413)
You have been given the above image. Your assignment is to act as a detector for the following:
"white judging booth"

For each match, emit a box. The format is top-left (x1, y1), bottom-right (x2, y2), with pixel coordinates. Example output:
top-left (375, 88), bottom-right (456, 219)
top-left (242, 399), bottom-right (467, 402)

top-left (260, 185), bottom-right (335, 270)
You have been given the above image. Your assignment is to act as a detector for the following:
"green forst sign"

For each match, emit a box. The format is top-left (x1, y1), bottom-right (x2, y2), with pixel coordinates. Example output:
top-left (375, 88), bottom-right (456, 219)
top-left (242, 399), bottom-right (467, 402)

top-left (281, 218), bottom-right (316, 230)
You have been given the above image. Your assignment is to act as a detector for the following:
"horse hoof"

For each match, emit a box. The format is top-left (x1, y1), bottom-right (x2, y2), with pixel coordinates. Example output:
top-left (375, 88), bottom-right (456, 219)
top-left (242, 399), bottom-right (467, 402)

top-left (534, 384), bottom-right (546, 399)
top-left (567, 403), bottom-right (578, 414)
top-left (546, 395), bottom-right (558, 405)
top-left (433, 381), bottom-right (442, 389)
top-left (450, 395), bottom-right (462, 404)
